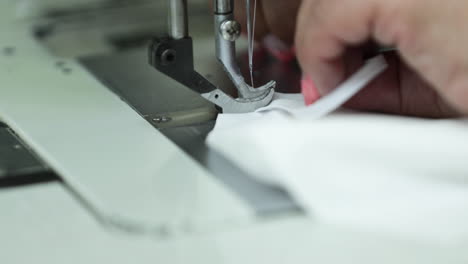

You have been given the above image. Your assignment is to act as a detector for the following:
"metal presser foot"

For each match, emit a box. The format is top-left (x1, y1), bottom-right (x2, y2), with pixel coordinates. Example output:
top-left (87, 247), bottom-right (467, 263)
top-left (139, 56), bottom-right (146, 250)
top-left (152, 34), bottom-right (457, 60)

top-left (148, 0), bottom-right (275, 113)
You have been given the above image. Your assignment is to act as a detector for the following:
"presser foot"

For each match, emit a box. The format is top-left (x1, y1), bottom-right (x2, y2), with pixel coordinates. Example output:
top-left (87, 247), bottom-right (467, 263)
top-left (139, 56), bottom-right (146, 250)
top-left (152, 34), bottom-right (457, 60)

top-left (202, 86), bottom-right (275, 113)
top-left (235, 80), bottom-right (276, 100)
top-left (148, 36), bottom-right (275, 113)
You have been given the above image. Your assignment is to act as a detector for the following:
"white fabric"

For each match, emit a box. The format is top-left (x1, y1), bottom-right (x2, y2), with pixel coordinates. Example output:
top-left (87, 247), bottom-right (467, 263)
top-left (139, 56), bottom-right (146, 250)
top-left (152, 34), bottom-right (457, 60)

top-left (207, 92), bottom-right (468, 245)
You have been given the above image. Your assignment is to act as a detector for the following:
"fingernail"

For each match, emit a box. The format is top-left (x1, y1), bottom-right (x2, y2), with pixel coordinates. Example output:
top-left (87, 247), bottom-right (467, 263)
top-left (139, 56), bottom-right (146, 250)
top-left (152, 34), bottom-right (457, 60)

top-left (263, 35), bottom-right (295, 62)
top-left (301, 75), bottom-right (321, 105)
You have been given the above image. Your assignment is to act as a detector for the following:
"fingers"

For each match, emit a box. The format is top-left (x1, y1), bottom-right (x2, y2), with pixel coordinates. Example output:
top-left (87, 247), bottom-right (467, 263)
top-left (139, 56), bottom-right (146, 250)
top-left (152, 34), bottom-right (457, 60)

top-left (344, 53), bottom-right (460, 118)
top-left (394, 0), bottom-right (468, 114)
top-left (295, 0), bottom-right (468, 115)
top-left (296, 0), bottom-right (384, 97)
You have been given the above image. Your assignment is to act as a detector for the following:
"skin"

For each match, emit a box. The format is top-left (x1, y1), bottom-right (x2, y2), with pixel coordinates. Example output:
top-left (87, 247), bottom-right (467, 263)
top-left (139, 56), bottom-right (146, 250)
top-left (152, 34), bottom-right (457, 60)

top-left (234, 0), bottom-right (468, 118)
top-left (296, 0), bottom-right (468, 118)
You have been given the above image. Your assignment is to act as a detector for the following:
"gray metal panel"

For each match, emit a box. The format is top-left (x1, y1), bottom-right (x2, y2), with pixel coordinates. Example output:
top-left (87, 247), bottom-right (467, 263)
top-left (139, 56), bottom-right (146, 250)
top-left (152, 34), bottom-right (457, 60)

top-left (0, 23), bottom-right (254, 234)
top-left (0, 123), bottom-right (56, 187)
top-left (80, 47), bottom-right (299, 215)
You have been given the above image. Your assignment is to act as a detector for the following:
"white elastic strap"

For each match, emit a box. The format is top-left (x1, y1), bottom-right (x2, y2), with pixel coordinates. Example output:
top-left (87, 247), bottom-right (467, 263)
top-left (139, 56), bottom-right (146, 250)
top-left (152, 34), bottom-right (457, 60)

top-left (295, 55), bottom-right (388, 119)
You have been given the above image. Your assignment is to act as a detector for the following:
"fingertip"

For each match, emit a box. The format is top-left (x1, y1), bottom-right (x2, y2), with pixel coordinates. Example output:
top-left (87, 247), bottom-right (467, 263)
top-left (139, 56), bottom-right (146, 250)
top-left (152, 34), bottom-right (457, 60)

top-left (301, 75), bottom-right (321, 105)
top-left (304, 57), bottom-right (348, 98)
top-left (295, 28), bottom-right (348, 98)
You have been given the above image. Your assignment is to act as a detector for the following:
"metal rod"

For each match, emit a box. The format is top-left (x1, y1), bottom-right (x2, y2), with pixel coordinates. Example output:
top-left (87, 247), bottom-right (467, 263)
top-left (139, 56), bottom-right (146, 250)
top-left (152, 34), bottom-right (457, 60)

top-left (214, 0), bottom-right (233, 14)
top-left (169, 0), bottom-right (188, 39)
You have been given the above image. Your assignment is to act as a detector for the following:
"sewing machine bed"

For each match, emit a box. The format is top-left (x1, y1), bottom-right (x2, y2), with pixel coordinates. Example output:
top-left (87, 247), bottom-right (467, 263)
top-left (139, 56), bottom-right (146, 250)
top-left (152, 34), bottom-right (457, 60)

top-left (0, 46), bottom-right (300, 215)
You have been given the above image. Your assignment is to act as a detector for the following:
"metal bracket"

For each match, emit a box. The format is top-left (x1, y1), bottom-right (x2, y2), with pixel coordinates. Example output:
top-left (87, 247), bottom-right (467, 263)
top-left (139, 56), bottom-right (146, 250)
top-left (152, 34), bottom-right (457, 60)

top-left (148, 0), bottom-right (275, 113)
top-left (148, 37), bottom-right (274, 113)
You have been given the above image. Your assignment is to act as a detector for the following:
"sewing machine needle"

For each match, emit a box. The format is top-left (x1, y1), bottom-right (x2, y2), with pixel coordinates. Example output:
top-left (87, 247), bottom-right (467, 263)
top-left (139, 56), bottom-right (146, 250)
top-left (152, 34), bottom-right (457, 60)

top-left (246, 0), bottom-right (257, 88)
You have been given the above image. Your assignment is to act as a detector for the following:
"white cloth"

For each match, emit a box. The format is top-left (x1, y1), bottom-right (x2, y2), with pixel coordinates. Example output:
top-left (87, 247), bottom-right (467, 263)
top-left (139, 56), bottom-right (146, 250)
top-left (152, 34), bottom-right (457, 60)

top-left (207, 93), bottom-right (468, 245)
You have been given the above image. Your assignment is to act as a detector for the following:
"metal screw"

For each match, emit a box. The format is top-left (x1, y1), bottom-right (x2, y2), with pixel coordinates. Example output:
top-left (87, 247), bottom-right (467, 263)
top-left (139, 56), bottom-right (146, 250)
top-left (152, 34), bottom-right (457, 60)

top-left (13, 144), bottom-right (22, 150)
top-left (220, 20), bottom-right (241, 42)
top-left (151, 116), bottom-right (172, 124)
top-left (160, 49), bottom-right (177, 66)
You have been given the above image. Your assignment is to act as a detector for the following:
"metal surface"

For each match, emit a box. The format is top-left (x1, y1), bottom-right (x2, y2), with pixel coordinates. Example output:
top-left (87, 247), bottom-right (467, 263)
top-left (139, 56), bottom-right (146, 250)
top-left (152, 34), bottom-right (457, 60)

top-left (82, 47), bottom-right (298, 214)
top-left (220, 20), bottom-right (241, 42)
top-left (214, 13), bottom-right (275, 100)
top-left (168, 0), bottom-right (189, 40)
top-left (214, 0), bottom-right (233, 14)
top-left (0, 123), bottom-right (57, 188)
top-left (0, 23), bottom-right (256, 233)
top-left (32, 0), bottom-right (298, 213)
top-left (0, 0), bottom-right (298, 216)
top-left (149, 0), bottom-right (275, 113)
top-left (201, 87), bottom-right (275, 113)
top-left (148, 34), bottom-right (275, 113)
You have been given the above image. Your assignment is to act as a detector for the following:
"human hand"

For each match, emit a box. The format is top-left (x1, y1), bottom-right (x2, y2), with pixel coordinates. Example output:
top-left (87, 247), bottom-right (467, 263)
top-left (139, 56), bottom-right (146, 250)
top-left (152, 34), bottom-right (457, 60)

top-left (296, 0), bottom-right (468, 118)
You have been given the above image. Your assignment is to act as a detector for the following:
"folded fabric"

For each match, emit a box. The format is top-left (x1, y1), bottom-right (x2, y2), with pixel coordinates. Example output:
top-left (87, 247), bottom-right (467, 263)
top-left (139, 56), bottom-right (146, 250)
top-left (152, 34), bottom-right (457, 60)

top-left (207, 93), bottom-right (468, 245)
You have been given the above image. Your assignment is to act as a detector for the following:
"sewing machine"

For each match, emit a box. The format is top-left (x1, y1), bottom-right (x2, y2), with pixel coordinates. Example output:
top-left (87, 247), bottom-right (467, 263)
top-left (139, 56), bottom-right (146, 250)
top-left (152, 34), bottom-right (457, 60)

top-left (0, 0), bottom-right (295, 199)
top-left (149, 0), bottom-right (276, 113)
top-left (0, 1), bottom-right (454, 263)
